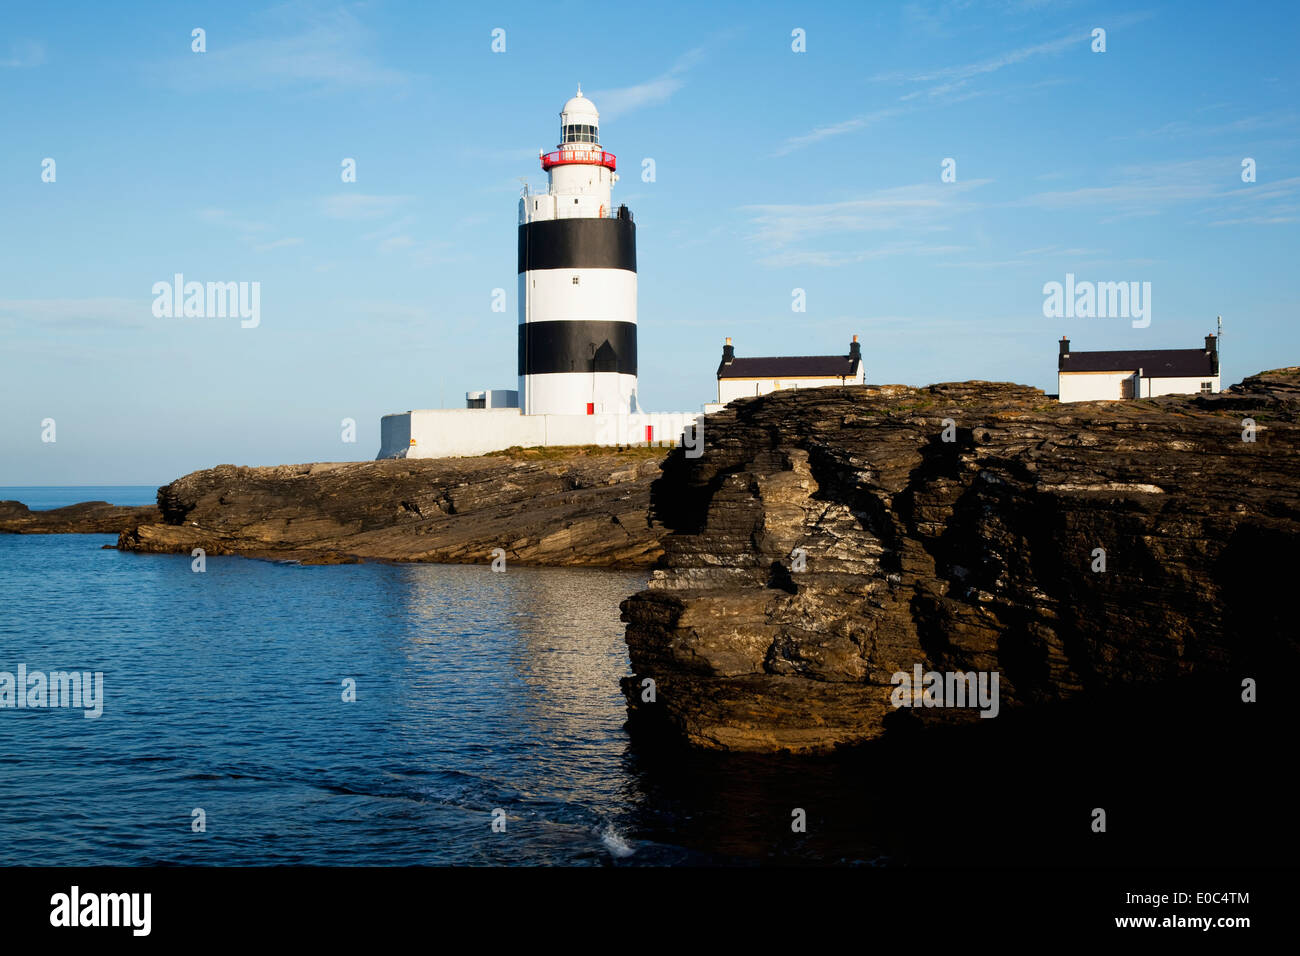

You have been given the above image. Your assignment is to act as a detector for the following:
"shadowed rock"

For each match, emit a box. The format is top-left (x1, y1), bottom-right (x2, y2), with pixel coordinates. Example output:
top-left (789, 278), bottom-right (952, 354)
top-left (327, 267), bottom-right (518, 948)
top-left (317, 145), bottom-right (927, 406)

top-left (621, 368), bottom-right (1300, 753)
top-left (0, 500), bottom-right (160, 534)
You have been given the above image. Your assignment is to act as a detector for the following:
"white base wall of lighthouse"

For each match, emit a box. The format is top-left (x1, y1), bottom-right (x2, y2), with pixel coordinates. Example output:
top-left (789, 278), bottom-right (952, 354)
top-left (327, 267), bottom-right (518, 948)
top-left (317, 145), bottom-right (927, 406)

top-left (377, 408), bottom-right (701, 459)
top-left (519, 372), bottom-right (639, 417)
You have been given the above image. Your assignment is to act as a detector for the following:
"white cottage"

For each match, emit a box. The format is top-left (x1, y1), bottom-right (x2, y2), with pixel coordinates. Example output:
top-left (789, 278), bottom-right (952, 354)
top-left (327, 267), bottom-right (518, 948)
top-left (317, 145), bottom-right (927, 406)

top-left (704, 335), bottom-right (865, 413)
top-left (1056, 334), bottom-right (1221, 402)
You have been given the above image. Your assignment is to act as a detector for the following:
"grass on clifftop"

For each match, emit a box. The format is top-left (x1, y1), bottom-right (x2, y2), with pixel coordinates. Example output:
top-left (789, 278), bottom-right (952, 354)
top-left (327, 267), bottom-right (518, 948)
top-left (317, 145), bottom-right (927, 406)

top-left (486, 444), bottom-right (671, 460)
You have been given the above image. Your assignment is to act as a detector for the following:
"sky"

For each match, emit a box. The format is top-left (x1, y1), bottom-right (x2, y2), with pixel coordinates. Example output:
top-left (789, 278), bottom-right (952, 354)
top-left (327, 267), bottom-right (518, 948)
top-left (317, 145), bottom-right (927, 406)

top-left (1, 0), bottom-right (1296, 484)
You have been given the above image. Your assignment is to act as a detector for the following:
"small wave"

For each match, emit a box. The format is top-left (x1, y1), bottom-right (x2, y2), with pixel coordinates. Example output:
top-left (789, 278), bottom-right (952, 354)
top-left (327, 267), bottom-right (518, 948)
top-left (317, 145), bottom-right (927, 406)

top-left (599, 824), bottom-right (635, 858)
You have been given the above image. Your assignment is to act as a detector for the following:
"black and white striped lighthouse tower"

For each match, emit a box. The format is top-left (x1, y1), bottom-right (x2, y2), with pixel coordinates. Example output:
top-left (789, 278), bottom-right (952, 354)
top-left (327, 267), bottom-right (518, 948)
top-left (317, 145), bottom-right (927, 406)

top-left (518, 87), bottom-right (639, 416)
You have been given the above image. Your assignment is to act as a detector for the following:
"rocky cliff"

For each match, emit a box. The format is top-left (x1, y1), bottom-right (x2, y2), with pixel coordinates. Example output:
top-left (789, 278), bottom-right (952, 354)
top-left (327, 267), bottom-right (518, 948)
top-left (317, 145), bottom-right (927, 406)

top-left (113, 448), bottom-right (665, 566)
top-left (621, 369), bottom-right (1300, 752)
top-left (0, 500), bottom-right (160, 534)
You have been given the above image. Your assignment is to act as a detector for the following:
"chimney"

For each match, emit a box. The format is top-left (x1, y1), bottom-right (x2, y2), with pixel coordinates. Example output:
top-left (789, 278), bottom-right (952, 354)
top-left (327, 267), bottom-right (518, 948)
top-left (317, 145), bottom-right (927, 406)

top-left (718, 336), bottom-right (735, 376)
top-left (1206, 333), bottom-right (1219, 374)
top-left (1205, 333), bottom-right (1217, 353)
top-left (1058, 335), bottom-right (1070, 371)
top-left (848, 333), bottom-right (862, 376)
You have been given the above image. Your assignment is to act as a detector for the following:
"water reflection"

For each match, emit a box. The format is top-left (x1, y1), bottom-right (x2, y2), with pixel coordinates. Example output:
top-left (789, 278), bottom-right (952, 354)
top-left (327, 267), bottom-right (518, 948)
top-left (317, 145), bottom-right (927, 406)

top-left (383, 561), bottom-right (892, 864)
top-left (4, 538), bottom-right (1276, 866)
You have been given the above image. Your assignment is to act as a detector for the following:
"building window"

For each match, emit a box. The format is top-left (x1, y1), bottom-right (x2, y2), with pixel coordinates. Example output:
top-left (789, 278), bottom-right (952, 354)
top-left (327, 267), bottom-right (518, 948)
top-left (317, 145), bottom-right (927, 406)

top-left (1200, 381), bottom-right (1213, 393)
top-left (572, 276), bottom-right (580, 285)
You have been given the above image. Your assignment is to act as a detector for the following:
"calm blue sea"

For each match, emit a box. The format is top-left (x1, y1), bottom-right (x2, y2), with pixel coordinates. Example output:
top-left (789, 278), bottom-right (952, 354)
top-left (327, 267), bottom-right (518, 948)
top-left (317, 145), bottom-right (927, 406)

top-left (0, 531), bottom-right (889, 866)
top-left (0, 486), bottom-right (158, 510)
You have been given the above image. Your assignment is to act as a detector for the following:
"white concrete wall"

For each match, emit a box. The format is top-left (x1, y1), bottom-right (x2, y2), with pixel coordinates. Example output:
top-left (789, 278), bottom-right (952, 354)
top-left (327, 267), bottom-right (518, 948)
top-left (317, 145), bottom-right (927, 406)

top-left (1143, 375), bottom-right (1220, 398)
top-left (377, 409), bottom-right (703, 459)
top-left (379, 409), bottom-right (542, 458)
top-left (1058, 371), bottom-right (1133, 402)
top-left (378, 412), bottom-right (413, 459)
top-left (520, 194), bottom-right (554, 223)
top-left (1059, 372), bottom-right (1220, 402)
top-left (717, 371), bottom-right (864, 405)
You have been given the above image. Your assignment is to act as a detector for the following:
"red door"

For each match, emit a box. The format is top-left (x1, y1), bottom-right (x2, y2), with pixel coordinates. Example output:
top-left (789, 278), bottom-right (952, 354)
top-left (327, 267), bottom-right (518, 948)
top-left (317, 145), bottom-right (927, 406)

top-left (586, 403), bottom-right (594, 415)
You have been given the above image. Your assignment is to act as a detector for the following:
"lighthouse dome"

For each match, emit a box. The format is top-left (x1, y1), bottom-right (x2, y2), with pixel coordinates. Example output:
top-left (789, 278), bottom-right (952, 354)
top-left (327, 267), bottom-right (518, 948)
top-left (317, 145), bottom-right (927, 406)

top-left (561, 88), bottom-right (599, 121)
top-left (560, 88), bottom-right (600, 144)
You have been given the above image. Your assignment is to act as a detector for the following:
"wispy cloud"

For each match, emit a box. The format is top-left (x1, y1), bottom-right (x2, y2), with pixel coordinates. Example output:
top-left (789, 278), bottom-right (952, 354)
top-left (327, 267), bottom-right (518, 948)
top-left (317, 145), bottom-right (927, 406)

top-left (1136, 110), bottom-right (1300, 140)
top-left (354, 215), bottom-right (457, 267)
top-left (361, 216), bottom-right (418, 241)
top-left (592, 47), bottom-right (705, 121)
top-left (780, 29), bottom-right (1092, 154)
top-left (156, 3), bottom-right (414, 91)
top-left (761, 242), bottom-right (968, 268)
top-left (1014, 161), bottom-right (1300, 225)
top-left (318, 194), bottom-right (413, 220)
top-left (0, 298), bottom-right (144, 331)
top-left (743, 180), bottom-right (990, 248)
top-left (253, 237), bottom-right (304, 252)
top-left (200, 209), bottom-right (305, 252)
top-left (1014, 159), bottom-right (1227, 215)
top-left (1, 39), bottom-right (45, 68)
top-left (466, 146), bottom-right (544, 164)
top-left (1208, 213), bottom-right (1299, 226)
top-left (936, 244), bottom-right (1110, 269)
top-left (776, 108), bottom-right (906, 156)
top-left (199, 208), bottom-right (272, 237)
top-left (870, 31), bottom-right (1082, 89)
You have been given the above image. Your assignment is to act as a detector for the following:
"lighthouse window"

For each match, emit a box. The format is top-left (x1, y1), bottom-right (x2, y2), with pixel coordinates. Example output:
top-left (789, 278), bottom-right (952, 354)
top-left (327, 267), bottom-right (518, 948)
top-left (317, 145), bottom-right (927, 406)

top-left (562, 124), bottom-right (598, 144)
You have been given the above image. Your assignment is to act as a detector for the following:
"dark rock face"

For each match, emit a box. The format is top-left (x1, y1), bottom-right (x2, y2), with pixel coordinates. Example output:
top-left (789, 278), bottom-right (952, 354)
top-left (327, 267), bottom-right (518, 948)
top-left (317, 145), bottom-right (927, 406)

top-left (621, 369), bottom-right (1300, 752)
top-left (0, 500), bottom-right (160, 534)
top-left (115, 451), bottom-right (664, 567)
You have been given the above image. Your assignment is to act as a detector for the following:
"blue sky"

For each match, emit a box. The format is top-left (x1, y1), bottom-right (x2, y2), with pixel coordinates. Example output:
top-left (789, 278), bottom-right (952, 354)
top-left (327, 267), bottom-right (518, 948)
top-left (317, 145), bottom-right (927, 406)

top-left (2, 0), bottom-right (1296, 484)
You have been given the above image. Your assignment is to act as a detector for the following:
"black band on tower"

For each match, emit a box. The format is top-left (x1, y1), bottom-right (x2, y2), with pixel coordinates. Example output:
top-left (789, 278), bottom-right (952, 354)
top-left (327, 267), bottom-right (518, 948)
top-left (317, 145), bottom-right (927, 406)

top-left (518, 320), bottom-right (637, 376)
top-left (518, 218), bottom-right (636, 273)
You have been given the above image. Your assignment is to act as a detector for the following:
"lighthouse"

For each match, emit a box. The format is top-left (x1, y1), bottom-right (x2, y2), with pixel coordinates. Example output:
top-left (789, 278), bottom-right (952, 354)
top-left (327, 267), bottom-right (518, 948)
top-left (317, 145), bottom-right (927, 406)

top-left (518, 88), bottom-right (639, 416)
top-left (378, 88), bottom-right (701, 461)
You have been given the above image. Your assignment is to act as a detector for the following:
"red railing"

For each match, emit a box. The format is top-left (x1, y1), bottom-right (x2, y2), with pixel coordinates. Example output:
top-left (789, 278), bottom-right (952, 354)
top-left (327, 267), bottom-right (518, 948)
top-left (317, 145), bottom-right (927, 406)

top-left (541, 148), bottom-right (616, 171)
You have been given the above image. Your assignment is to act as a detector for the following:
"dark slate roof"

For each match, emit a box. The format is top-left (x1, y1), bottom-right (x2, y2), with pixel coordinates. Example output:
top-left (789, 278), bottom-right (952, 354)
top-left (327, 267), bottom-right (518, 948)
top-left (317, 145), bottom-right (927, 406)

top-left (718, 355), bottom-right (859, 379)
top-left (1060, 348), bottom-right (1216, 377)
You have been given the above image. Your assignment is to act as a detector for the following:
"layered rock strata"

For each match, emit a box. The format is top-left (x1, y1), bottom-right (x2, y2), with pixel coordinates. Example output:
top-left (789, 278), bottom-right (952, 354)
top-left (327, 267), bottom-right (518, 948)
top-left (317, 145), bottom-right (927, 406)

top-left (113, 452), bottom-right (665, 567)
top-left (621, 369), bottom-right (1300, 752)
